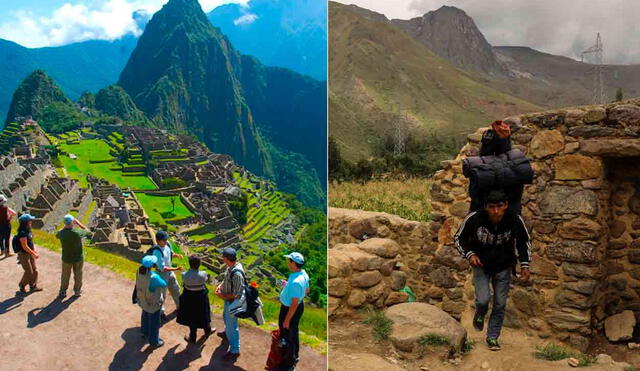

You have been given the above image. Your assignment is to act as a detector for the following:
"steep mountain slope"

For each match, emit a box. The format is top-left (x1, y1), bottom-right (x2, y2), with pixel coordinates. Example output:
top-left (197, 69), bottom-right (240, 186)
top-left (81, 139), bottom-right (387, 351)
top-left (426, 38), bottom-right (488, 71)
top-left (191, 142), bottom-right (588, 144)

top-left (119, 0), bottom-right (325, 207)
top-left (4, 70), bottom-right (72, 125)
top-left (391, 6), bottom-right (507, 76)
top-left (208, 0), bottom-right (327, 80)
top-left (0, 36), bottom-right (137, 126)
top-left (328, 1), bottom-right (539, 161)
top-left (94, 85), bottom-right (148, 125)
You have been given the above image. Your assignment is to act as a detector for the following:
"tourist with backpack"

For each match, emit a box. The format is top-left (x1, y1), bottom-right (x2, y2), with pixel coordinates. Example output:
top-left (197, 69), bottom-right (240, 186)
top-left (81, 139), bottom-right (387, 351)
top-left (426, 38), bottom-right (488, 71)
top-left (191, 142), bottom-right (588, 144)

top-left (13, 214), bottom-right (42, 293)
top-left (177, 254), bottom-right (215, 343)
top-left (0, 195), bottom-right (16, 257)
top-left (56, 214), bottom-right (91, 298)
top-left (215, 247), bottom-right (244, 362)
top-left (149, 230), bottom-right (183, 315)
top-left (278, 252), bottom-right (310, 368)
top-left (136, 255), bottom-right (167, 348)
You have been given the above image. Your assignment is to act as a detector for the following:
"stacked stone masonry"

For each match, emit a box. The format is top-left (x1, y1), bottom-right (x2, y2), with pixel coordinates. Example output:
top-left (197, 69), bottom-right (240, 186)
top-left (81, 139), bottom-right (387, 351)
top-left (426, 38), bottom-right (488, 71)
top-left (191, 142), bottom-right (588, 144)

top-left (329, 99), bottom-right (640, 352)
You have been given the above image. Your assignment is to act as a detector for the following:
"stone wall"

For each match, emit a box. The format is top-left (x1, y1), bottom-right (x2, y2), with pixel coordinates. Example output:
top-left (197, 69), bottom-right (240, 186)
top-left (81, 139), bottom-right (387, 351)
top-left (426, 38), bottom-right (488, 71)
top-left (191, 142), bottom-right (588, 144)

top-left (329, 98), bottom-right (640, 352)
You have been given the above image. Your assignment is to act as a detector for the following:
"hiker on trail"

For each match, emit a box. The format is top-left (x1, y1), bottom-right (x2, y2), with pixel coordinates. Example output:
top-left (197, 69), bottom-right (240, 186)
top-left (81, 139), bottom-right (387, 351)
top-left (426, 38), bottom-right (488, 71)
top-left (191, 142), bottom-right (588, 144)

top-left (0, 195), bottom-right (17, 257)
top-left (215, 247), bottom-right (244, 361)
top-left (13, 214), bottom-right (42, 293)
top-left (177, 254), bottom-right (215, 343)
top-left (278, 252), bottom-right (310, 367)
top-left (136, 255), bottom-right (167, 348)
top-left (56, 214), bottom-right (91, 298)
top-left (469, 120), bottom-right (525, 214)
top-left (454, 189), bottom-right (531, 351)
top-left (150, 230), bottom-right (183, 316)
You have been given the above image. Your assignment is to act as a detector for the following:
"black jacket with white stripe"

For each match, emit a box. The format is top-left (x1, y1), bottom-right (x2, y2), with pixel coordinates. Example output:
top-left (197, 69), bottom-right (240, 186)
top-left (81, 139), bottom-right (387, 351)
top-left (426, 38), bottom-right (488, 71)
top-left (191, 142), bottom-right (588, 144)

top-left (454, 209), bottom-right (531, 273)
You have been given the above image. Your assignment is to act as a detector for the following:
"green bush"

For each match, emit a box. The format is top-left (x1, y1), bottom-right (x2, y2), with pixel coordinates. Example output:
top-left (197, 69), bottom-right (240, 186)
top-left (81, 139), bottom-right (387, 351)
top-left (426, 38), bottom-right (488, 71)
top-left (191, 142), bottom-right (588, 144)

top-left (418, 334), bottom-right (450, 346)
top-left (362, 310), bottom-right (393, 341)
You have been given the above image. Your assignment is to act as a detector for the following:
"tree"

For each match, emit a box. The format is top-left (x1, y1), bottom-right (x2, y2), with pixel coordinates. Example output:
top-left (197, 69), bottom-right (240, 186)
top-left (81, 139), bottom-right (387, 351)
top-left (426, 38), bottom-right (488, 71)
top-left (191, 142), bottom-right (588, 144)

top-left (615, 88), bottom-right (623, 102)
top-left (161, 177), bottom-right (186, 189)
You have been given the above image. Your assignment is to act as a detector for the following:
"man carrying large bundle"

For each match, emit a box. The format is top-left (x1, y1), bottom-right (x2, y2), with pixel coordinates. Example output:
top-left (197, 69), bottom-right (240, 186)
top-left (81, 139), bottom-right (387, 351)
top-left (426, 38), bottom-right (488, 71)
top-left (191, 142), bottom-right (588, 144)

top-left (454, 189), bottom-right (531, 351)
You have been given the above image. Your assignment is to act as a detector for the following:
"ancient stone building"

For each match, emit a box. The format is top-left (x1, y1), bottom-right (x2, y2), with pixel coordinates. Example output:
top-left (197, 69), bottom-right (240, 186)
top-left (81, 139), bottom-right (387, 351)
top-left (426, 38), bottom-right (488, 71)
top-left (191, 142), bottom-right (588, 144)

top-left (329, 98), bottom-right (640, 352)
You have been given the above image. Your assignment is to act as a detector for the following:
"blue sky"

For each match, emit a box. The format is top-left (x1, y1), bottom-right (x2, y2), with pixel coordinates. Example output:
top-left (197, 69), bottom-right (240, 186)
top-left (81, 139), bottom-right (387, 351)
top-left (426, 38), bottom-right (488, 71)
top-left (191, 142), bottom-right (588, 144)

top-left (0, 0), bottom-right (249, 48)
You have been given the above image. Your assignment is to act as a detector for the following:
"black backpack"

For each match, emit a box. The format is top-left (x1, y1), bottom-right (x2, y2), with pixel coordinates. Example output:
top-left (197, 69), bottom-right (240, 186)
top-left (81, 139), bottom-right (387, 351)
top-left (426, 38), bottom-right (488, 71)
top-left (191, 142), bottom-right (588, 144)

top-left (230, 268), bottom-right (261, 323)
top-left (132, 245), bottom-right (165, 304)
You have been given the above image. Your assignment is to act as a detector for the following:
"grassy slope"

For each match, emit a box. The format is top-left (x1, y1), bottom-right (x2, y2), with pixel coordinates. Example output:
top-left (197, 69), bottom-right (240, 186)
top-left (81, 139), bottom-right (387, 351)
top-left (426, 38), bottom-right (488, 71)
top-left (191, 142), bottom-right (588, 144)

top-left (329, 178), bottom-right (433, 222)
top-left (58, 138), bottom-right (156, 189)
top-left (329, 1), bottom-right (540, 162)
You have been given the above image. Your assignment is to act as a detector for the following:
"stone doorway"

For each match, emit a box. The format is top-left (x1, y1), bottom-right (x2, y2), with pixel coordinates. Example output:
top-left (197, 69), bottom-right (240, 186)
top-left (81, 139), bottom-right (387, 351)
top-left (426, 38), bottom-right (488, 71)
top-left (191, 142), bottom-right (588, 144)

top-left (597, 158), bottom-right (640, 339)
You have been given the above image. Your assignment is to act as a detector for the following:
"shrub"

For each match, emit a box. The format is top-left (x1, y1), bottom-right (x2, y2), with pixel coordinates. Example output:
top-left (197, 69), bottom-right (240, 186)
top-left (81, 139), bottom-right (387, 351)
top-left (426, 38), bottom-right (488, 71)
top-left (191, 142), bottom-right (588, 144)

top-left (418, 334), bottom-right (450, 347)
top-left (362, 310), bottom-right (393, 341)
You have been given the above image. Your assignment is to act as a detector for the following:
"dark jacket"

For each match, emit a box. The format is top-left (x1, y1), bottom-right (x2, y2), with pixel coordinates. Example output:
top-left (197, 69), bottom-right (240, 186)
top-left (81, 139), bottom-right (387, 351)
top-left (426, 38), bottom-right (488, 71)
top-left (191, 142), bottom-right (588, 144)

top-left (480, 129), bottom-right (511, 156)
top-left (454, 209), bottom-right (531, 272)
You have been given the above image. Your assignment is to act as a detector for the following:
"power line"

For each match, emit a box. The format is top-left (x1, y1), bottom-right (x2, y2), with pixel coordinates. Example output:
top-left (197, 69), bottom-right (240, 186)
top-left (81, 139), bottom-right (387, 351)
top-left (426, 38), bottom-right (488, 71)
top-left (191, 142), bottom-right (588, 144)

top-left (581, 32), bottom-right (605, 104)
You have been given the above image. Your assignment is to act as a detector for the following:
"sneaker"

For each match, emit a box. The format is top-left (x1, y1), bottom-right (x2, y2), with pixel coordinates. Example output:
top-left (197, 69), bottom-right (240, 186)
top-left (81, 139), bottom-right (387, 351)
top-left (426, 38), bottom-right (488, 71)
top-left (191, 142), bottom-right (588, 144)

top-left (30, 286), bottom-right (43, 292)
top-left (18, 286), bottom-right (27, 293)
top-left (58, 291), bottom-right (67, 298)
top-left (216, 331), bottom-right (227, 339)
top-left (73, 291), bottom-right (82, 297)
top-left (486, 337), bottom-right (501, 351)
top-left (151, 339), bottom-right (165, 348)
top-left (473, 312), bottom-right (485, 331)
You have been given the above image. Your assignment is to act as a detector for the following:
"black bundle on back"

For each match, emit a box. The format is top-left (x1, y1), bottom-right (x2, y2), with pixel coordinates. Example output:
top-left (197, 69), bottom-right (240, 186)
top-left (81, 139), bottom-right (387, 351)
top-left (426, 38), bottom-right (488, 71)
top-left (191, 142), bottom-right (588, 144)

top-left (463, 149), bottom-right (534, 190)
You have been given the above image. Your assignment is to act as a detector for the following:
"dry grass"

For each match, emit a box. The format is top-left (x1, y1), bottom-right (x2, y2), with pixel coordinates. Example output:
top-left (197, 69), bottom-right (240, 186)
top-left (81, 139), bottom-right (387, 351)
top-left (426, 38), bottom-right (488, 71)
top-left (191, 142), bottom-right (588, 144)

top-left (329, 178), bottom-right (432, 222)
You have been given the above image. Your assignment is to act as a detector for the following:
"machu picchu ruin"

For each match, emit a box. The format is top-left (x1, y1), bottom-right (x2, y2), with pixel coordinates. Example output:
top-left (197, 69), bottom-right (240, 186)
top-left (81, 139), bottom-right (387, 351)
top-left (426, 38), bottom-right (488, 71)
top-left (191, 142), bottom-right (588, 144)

top-left (0, 114), bottom-right (324, 300)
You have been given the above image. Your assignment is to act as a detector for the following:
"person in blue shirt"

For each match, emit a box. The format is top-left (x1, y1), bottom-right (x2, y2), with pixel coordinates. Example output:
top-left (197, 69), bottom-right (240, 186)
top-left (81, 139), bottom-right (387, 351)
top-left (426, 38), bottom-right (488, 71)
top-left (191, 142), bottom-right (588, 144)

top-left (136, 255), bottom-right (168, 347)
top-left (150, 230), bottom-right (183, 318)
top-left (278, 252), bottom-right (310, 367)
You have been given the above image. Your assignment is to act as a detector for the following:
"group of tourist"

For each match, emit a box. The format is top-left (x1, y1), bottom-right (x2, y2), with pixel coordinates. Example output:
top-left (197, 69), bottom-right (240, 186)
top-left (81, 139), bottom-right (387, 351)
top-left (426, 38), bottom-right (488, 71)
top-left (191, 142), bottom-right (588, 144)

top-left (1, 193), bottom-right (310, 368)
top-left (135, 230), bottom-right (310, 367)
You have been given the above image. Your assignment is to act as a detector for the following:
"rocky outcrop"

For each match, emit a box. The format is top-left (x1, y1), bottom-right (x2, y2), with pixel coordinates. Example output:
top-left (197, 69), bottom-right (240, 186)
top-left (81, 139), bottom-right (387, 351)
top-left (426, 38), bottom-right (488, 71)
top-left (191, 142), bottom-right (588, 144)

top-left (385, 302), bottom-right (467, 353)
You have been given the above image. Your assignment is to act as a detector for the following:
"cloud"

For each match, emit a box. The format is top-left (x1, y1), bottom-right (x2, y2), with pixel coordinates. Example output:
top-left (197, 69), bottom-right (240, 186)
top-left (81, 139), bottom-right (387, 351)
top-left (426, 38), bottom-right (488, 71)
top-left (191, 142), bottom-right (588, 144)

top-left (0, 0), bottom-right (249, 48)
top-left (336, 0), bottom-right (640, 65)
top-left (233, 13), bottom-right (257, 25)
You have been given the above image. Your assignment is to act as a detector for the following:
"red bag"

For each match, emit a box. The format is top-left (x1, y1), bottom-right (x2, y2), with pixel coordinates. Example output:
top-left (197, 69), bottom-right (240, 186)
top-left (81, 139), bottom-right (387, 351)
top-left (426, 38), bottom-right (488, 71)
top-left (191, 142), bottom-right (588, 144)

top-left (265, 329), bottom-right (285, 370)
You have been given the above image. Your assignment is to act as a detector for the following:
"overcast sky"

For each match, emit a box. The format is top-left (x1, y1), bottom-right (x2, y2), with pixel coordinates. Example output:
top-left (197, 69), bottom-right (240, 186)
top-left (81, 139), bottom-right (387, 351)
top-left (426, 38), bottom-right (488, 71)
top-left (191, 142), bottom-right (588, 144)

top-left (0, 0), bottom-right (249, 48)
top-left (335, 0), bottom-right (640, 65)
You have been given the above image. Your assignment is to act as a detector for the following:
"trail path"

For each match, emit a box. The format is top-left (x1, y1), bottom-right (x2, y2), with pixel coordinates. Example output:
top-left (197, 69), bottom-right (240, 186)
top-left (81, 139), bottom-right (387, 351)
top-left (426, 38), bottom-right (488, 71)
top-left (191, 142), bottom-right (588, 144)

top-left (0, 248), bottom-right (326, 371)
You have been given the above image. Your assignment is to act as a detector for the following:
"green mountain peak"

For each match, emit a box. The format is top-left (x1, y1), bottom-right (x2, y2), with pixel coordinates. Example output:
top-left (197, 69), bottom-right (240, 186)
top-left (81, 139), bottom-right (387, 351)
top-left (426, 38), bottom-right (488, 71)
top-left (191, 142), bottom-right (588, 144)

top-left (4, 70), bottom-right (71, 125)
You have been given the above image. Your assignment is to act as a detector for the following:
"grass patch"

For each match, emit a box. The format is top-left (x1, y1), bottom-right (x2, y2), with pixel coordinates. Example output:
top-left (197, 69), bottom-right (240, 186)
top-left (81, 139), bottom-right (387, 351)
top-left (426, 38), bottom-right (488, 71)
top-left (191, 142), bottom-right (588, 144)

top-left (59, 138), bottom-right (155, 190)
top-left (134, 193), bottom-right (195, 226)
top-left (418, 333), bottom-right (450, 346)
top-left (329, 178), bottom-right (432, 221)
top-left (533, 343), bottom-right (596, 367)
top-left (362, 310), bottom-right (393, 341)
top-left (462, 339), bottom-right (475, 353)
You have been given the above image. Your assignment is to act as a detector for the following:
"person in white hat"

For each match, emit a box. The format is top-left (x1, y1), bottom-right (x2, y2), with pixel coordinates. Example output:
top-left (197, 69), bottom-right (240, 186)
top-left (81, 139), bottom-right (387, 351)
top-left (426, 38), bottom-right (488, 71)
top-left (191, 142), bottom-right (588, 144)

top-left (56, 214), bottom-right (91, 298)
top-left (278, 252), bottom-right (310, 368)
top-left (0, 195), bottom-right (16, 257)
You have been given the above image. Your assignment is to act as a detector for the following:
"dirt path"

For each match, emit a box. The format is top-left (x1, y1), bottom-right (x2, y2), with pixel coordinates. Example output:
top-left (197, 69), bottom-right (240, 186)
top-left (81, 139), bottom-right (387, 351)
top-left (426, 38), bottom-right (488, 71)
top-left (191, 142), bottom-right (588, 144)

top-left (0, 248), bottom-right (326, 371)
top-left (330, 310), bottom-right (638, 371)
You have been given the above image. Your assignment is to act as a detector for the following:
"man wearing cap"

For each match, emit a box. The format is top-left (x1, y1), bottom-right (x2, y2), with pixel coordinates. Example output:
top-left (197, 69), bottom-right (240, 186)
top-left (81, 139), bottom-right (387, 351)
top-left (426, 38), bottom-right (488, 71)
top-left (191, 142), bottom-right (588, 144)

top-left (454, 189), bottom-right (531, 351)
top-left (279, 252), bottom-right (310, 366)
top-left (215, 247), bottom-right (244, 361)
top-left (0, 195), bottom-right (17, 257)
top-left (151, 230), bottom-right (183, 315)
top-left (56, 214), bottom-right (91, 298)
top-left (13, 213), bottom-right (41, 292)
